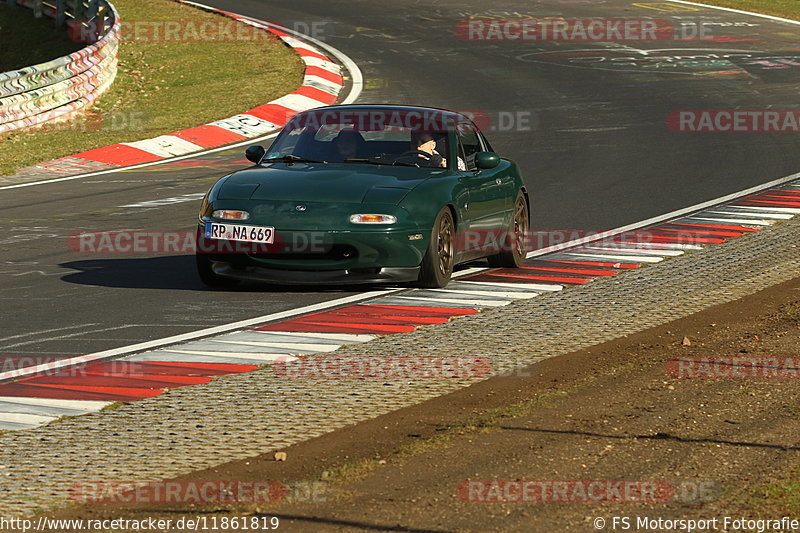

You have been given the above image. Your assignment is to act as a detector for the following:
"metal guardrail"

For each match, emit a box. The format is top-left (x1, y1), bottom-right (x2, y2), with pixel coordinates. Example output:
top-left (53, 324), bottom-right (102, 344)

top-left (0, 0), bottom-right (120, 133)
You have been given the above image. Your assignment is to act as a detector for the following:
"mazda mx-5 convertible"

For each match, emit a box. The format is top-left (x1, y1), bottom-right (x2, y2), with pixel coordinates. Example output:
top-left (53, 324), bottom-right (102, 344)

top-left (196, 105), bottom-right (529, 288)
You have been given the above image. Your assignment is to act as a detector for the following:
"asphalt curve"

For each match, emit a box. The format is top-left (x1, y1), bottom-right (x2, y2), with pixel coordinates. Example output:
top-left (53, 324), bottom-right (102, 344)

top-left (1, 0), bottom-right (799, 369)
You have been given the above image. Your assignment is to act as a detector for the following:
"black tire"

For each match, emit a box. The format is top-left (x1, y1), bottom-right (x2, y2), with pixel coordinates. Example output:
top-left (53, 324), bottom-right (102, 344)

top-left (487, 192), bottom-right (529, 268)
top-left (196, 231), bottom-right (240, 288)
top-left (418, 207), bottom-right (455, 288)
top-left (196, 253), bottom-right (240, 288)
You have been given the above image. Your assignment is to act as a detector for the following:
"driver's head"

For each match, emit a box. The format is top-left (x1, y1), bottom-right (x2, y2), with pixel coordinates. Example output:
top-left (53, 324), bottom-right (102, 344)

top-left (333, 129), bottom-right (364, 158)
top-left (411, 131), bottom-right (438, 154)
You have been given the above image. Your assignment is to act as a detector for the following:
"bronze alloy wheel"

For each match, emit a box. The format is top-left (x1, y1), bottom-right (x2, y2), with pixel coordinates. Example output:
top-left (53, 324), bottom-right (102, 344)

top-left (436, 210), bottom-right (455, 277)
top-left (511, 194), bottom-right (529, 258)
top-left (419, 207), bottom-right (456, 288)
top-left (488, 191), bottom-right (529, 268)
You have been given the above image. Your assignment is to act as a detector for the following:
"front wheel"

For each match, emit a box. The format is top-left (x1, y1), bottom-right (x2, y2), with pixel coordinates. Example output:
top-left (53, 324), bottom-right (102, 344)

top-left (487, 192), bottom-right (529, 268)
top-left (196, 253), bottom-right (240, 288)
top-left (418, 207), bottom-right (455, 288)
top-left (196, 232), bottom-right (240, 288)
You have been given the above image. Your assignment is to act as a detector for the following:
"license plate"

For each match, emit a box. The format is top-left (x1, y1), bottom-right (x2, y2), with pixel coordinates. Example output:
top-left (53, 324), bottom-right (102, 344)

top-left (204, 222), bottom-right (275, 244)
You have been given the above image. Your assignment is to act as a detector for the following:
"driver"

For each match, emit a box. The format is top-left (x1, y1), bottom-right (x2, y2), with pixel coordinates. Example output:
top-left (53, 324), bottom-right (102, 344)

top-left (332, 129), bottom-right (366, 161)
top-left (410, 131), bottom-right (446, 168)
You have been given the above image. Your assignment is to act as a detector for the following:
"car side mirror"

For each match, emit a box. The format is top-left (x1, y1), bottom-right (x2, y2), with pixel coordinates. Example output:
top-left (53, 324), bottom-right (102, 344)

top-left (245, 145), bottom-right (266, 164)
top-left (475, 151), bottom-right (500, 170)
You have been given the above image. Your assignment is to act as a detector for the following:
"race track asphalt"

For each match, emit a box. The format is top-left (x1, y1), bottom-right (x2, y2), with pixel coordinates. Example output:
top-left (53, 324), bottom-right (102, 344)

top-left (1, 0), bottom-right (799, 369)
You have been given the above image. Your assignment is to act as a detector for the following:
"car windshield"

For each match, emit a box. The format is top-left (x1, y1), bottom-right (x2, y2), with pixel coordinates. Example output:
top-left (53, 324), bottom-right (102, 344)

top-left (263, 109), bottom-right (457, 169)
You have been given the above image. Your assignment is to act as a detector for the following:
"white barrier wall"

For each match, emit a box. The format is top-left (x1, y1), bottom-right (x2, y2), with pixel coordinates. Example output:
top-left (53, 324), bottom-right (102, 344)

top-left (0, 0), bottom-right (120, 133)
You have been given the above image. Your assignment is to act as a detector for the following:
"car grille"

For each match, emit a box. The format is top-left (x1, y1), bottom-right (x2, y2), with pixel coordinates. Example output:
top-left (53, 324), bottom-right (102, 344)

top-left (246, 244), bottom-right (359, 261)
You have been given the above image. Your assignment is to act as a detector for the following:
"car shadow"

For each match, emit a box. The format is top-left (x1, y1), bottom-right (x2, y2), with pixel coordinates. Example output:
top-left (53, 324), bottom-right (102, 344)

top-left (60, 256), bottom-right (207, 291)
top-left (58, 256), bottom-right (401, 293)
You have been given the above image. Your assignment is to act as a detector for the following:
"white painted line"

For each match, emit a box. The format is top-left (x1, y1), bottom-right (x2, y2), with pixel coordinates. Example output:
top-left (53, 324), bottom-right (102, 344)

top-left (0, 396), bottom-right (110, 411)
top-left (0, 412), bottom-right (57, 425)
top-left (560, 252), bottom-right (664, 263)
top-left (0, 11), bottom-right (363, 191)
top-left (581, 246), bottom-right (685, 256)
top-left (442, 281), bottom-right (542, 293)
top-left (668, 0), bottom-right (800, 26)
top-left (427, 288), bottom-right (539, 299)
top-left (163, 350), bottom-right (297, 363)
top-left (121, 351), bottom-right (264, 364)
top-left (216, 340), bottom-right (342, 352)
top-left (213, 332), bottom-right (346, 346)
top-left (170, 340), bottom-right (304, 354)
top-left (250, 331), bottom-right (376, 343)
top-left (411, 289), bottom-right (515, 301)
top-left (279, 36), bottom-right (322, 53)
top-left (391, 295), bottom-right (511, 307)
top-left (123, 136), bottom-right (204, 158)
top-left (271, 94), bottom-right (327, 112)
top-left (0, 323), bottom-right (99, 344)
top-left (452, 267), bottom-right (491, 279)
top-left (0, 421), bottom-right (36, 430)
top-left (592, 242), bottom-right (703, 251)
top-left (300, 56), bottom-right (342, 74)
top-left (709, 209), bottom-right (793, 220)
top-left (687, 216), bottom-right (772, 226)
top-left (0, 401), bottom-right (82, 417)
top-left (210, 114), bottom-right (278, 137)
top-left (725, 205), bottom-right (800, 214)
top-left (458, 280), bottom-right (563, 292)
top-left (303, 75), bottom-right (341, 94)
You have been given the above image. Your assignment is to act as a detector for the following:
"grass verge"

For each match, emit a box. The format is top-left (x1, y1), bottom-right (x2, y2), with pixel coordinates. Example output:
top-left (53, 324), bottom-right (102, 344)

top-left (0, 0), bottom-right (304, 176)
top-left (740, 467), bottom-right (800, 515)
top-left (0, 4), bottom-right (84, 71)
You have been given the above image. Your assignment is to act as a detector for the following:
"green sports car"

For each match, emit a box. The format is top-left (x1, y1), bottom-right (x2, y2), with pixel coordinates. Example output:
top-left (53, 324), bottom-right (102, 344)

top-left (196, 105), bottom-right (529, 288)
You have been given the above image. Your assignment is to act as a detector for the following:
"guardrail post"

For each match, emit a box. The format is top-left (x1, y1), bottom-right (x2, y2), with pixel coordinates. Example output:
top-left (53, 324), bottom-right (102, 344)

top-left (54, 0), bottom-right (66, 27)
top-left (87, 0), bottom-right (98, 20)
top-left (32, 0), bottom-right (43, 18)
top-left (96, 1), bottom-right (108, 34)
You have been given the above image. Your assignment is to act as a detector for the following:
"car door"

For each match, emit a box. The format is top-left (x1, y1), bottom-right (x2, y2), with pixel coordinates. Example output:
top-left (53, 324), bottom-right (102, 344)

top-left (457, 125), bottom-right (508, 253)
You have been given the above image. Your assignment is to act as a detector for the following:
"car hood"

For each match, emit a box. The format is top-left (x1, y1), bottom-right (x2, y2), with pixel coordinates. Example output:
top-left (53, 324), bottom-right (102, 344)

top-left (218, 163), bottom-right (441, 204)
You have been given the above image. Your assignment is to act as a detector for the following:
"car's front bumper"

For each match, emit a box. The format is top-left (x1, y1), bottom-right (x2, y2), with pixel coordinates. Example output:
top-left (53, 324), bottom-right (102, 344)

top-left (197, 224), bottom-right (428, 284)
top-left (209, 260), bottom-right (420, 285)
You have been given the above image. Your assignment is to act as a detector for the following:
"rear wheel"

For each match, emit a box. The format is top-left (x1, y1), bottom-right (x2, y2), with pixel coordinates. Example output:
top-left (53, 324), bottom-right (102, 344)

top-left (418, 207), bottom-right (455, 288)
top-left (487, 192), bottom-right (529, 268)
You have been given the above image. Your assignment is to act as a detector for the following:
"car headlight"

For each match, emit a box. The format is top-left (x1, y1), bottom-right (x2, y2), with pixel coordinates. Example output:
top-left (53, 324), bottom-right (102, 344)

top-left (212, 210), bottom-right (250, 221)
top-left (349, 214), bottom-right (397, 224)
